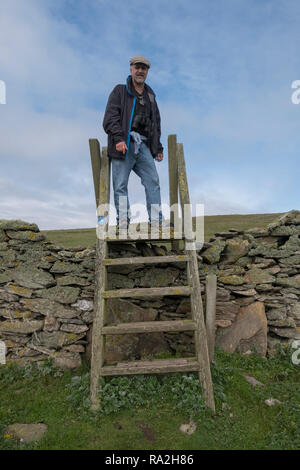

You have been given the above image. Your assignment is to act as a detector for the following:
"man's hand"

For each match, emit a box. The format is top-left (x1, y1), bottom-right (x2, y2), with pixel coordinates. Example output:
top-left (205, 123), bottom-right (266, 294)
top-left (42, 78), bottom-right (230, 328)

top-left (156, 153), bottom-right (163, 162)
top-left (116, 141), bottom-right (128, 155)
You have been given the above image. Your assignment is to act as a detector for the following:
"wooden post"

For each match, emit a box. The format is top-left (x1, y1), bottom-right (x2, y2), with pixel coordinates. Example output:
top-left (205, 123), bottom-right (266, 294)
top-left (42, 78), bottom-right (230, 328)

top-left (89, 139), bottom-right (101, 207)
top-left (205, 274), bottom-right (217, 363)
top-left (168, 135), bottom-right (180, 250)
top-left (177, 142), bottom-right (215, 413)
top-left (90, 145), bottom-right (110, 411)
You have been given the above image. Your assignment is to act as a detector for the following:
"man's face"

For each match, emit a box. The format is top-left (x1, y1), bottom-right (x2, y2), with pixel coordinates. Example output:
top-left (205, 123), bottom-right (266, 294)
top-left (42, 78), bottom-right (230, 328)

top-left (130, 63), bottom-right (149, 86)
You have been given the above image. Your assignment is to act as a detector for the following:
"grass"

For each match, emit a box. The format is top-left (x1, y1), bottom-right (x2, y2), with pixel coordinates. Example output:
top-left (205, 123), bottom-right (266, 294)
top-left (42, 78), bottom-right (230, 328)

top-left (41, 213), bottom-right (284, 248)
top-left (0, 347), bottom-right (299, 450)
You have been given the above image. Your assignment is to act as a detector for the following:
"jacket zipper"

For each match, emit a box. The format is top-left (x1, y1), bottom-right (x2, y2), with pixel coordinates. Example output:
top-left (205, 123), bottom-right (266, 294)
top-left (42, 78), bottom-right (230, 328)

top-left (125, 96), bottom-right (136, 159)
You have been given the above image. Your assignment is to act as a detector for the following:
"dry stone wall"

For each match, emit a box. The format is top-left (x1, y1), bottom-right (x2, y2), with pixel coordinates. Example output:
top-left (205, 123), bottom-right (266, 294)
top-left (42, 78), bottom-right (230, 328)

top-left (0, 210), bottom-right (299, 369)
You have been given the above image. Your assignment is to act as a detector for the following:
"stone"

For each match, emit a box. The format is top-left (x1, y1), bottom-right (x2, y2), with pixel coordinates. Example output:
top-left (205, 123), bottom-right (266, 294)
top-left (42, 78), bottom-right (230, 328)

top-left (10, 265), bottom-right (56, 289)
top-left (104, 333), bottom-right (140, 363)
top-left (0, 220), bottom-right (39, 232)
top-left (216, 301), bottom-right (240, 320)
top-left (50, 261), bottom-right (84, 275)
top-left (6, 231), bottom-right (45, 242)
top-left (0, 320), bottom-right (43, 335)
top-left (216, 301), bottom-right (268, 355)
top-left (0, 308), bottom-right (35, 321)
top-left (64, 344), bottom-right (85, 353)
top-left (290, 302), bottom-right (300, 320)
top-left (216, 320), bottom-right (232, 328)
top-left (218, 274), bottom-right (245, 285)
top-left (179, 421), bottom-right (197, 435)
top-left (138, 332), bottom-right (170, 358)
top-left (60, 323), bottom-right (89, 334)
top-left (275, 275), bottom-right (300, 289)
top-left (248, 242), bottom-right (291, 259)
top-left (221, 238), bottom-right (250, 264)
top-left (4, 423), bottom-right (47, 443)
top-left (71, 299), bottom-right (94, 312)
top-left (269, 226), bottom-right (300, 237)
top-left (244, 375), bottom-right (264, 387)
top-left (264, 398), bottom-right (282, 406)
top-left (105, 298), bottom-right (158, 324)
top-left (44, 316), bottom-right (60, 332)
top-left (53, 351), bottom-right (82, 369)
top-left (280, 254), bottom-right (300, 266)
top-left (56, 275), bottom-right (89, 286)
top-left (245, 228), bottom-right (269, 237)
top-left (268, 318), bottom-right (296, 328)
top-left (176, 298), bottom-right (191, 313)
top-left (137, 267), bottom-right (180, 288)
top-left (32, 330), bottom-right (86, 349)
top-left (0, 230), bottom-right (7, 242)
top-left (266, 307), bottom-right (287, 321)
top-left (0, 287), bottom-right (19, 302)
top-left (231, 288), bottom-right (257, 296)
top-left (108, 273), bottom-right (135, 289)
top-left (269, 327), bottom-right (300, 339)
top-left (37, 286), bottom-right (80, 304)
top-left (201, 239), bottom-right (226, 264)
top-left (244, 268), bottom-right (275, 284)
top-left (5, 283), bottom-right (32, 298)
top-left (21, 298), bottom-right (80, 319)
top-left (0, 272), bottom-right (13, 284)
top-left (267, 210), bottom-right (300, 230)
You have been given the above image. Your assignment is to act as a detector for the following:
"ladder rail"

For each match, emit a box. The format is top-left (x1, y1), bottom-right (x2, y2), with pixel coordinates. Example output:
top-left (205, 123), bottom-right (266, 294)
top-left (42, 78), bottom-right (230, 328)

top-left (177, 142), bottom-right (216, 412)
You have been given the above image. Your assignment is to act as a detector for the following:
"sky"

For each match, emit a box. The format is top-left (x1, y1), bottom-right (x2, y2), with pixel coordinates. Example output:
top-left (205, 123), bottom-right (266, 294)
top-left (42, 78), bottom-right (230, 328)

top-left (0, 0), bottom-right (300, 230)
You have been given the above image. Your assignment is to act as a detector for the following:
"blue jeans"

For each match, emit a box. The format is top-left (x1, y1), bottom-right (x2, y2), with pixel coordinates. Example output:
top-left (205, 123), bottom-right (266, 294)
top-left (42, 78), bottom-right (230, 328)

top-left (111, 142), bottom-right (162, 226)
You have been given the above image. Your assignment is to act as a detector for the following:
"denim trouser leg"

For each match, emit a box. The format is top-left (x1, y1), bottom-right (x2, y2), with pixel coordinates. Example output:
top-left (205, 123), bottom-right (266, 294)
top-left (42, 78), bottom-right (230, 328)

top-left (111, 152), bottom-right (134, 226)
top-left (111, 142), bottom-right (162, 225)
top-left (132, 143), bottom-right (162, 223)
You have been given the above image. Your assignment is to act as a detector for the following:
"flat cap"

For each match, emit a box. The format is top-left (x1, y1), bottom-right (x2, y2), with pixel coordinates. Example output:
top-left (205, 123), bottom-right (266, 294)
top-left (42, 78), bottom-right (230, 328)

top-left (130, 56), bottom-right (151, 68)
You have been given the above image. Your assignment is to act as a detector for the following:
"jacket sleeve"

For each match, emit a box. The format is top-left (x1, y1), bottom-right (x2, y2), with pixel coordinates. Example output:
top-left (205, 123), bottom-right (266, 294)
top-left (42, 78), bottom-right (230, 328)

top-left (103, 85), bottom-right (125, 143)
top-left (155, 101), bottom-right (164, 154)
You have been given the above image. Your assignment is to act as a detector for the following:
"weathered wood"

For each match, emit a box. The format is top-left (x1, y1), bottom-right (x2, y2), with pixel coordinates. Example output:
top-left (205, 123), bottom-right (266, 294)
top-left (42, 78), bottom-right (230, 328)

top-left (188, 248), bottom-right (215, 411)
top-left (96, 146), bottom-right (110, 241)
top-left (101, 358), bottom-right (199, 376)
top-left (102, 320), bottom-right (196, 335)
top-left (89, 139), bottom-right (101, 207)
top-left (168, 135), bottom-right (178, 225)
top-left (102, 286), bottom-right (192, 299)
top-left (177, 142), bottom-right (215, 412)
top-left (90, 145), bottom-right (110, 411)
top-left (206, 274), bottom-right (217, 362)
top-left (177, 143), bottom-right (194, 241)
top-left (103, 254), bottom-right (188, 266)
top-left (90, 239), bottom-right (108, 410)
top-left (168, 135), bottom-right (180, 251)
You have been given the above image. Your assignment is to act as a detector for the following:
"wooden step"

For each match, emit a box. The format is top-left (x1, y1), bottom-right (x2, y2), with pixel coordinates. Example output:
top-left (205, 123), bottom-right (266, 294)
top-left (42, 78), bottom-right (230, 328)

top-left (102, 320), bottom-right (196, 335)
top-left (100, 357), bottom-right (199, 376)
top-left (103, 254), bottom-right (188, 266)
top-left (102, 286), bottom-right (192, 299)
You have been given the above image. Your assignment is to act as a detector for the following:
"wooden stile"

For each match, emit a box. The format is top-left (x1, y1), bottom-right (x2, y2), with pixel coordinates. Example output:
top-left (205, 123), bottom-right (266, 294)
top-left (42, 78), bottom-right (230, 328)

top-left (89, 136), bottom-right (215, 413)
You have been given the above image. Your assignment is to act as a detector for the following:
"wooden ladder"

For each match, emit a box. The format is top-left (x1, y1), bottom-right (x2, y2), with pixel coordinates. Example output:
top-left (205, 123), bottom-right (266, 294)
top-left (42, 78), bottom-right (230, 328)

top-left (88, 136), bottom-right (215, 412)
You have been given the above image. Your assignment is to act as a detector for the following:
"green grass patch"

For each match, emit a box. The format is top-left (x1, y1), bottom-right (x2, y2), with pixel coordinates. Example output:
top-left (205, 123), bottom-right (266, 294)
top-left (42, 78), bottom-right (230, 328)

top-left (0, 348), bottom-right (299, 450)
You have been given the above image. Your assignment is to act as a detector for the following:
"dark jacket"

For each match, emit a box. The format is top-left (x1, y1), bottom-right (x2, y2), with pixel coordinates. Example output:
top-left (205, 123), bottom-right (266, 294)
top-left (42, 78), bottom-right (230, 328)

top-left (103, 76), bottom-right (163, 159)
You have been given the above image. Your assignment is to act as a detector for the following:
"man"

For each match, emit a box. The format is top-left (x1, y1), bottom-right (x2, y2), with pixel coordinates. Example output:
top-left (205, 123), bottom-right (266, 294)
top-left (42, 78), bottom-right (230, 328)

top-left (103, 56), bottom-right (164, 232)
